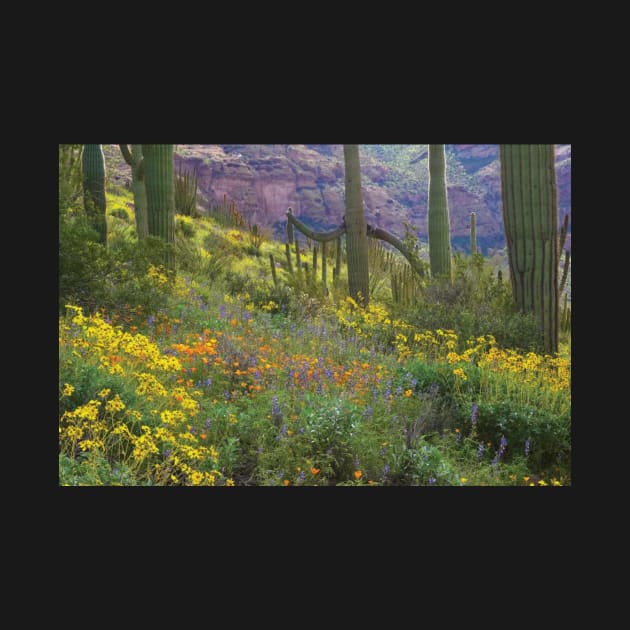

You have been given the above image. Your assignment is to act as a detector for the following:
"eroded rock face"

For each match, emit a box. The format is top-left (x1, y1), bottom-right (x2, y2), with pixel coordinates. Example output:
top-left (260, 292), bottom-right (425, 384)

top-left (151, 144), bottom-right (569, 252)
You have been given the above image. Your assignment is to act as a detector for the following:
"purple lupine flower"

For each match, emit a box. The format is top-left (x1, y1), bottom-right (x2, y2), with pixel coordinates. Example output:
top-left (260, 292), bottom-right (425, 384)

top-left (224, 390), bottom-right (231, 402)
top-left (277, 471), bottom-right (284, 479)
top-left (164, 449), bottom-right (171, 458)
top-left (471, 403), bottom-right (478, 426)
top-left (219, 304), bottom-right (226, 319)
top-left (477, 442), bottom-right (485, 460)
top-left (148, 315), bottom-right (155, 327)
top-left (428, 477), bottom-right (436, 485)
top-left (524, 438), bottom-right (531, 457)
top-left (190, 426), bottom-right (196, 434)
top-left (364, 405), bottom-right (373, 418)
top-left (257, 447), bottom-right (264, 454)
top-left (382, 464), bottom-right (390, 477)
top-left (492, 435), bottom-right (508, 467)
top-left (396, 385), bottom-right (403, 397)
top-left (243, 311), bottom-right (250, 322)
top-left (205, 419), bottom-right (212, 429)
top-left (298, 471), bottom-right (305, 481)
top-left (205, 378), bottom-right (212, 387)
top-left (271, 396), bottom-right (281, 419)
top-left (281, 424), bottom-right (288, 436)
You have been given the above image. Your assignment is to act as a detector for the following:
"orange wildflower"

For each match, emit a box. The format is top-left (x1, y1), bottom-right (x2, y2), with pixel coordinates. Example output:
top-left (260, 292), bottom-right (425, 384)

top-left (283, 479), bottom-right (290, 486)
top-left (311, 468), bottom-right (320, 475)
top-left (354, 470), bottom-right (362, 480)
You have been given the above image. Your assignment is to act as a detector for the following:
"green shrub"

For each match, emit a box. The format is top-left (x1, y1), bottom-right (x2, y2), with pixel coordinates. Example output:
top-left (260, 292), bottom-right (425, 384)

top-left (176, 216), bottom-right (197, 239)
top-left (110, 207), bottom-right (131, 222)
top-left (461, 399), bottom-right (570, 473)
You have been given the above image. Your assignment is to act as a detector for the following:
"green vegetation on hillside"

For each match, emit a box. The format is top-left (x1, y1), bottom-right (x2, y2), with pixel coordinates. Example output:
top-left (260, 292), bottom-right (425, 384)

top-left (58, 146), bottom-right (571, 487)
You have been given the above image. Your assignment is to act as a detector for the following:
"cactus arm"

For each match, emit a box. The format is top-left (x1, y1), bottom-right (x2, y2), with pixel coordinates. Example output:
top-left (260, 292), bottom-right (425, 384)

top-left (286, 208), bottom-right (347, 242)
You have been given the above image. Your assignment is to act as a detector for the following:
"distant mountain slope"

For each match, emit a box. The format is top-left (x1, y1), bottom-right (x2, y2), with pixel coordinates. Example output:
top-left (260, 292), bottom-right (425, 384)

top-left (108, 144), bottom-right (571, 254)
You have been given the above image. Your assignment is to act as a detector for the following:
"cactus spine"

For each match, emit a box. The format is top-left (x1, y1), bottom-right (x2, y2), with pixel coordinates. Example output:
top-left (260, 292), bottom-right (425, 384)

top-left (142, 144), bottom-right (175, 269)
top-left (427, 144), bottom-right (452, 279)
top-left (81, 144), bottom-right (107, 245)
top-left (500, 144), bottom-right (559, 354)
top-left (343, 144), bottom-right (370, 306)
top-left (470, 212), bottom-right (477, 255)
top-left (119, 144), bottom-right (148, 240)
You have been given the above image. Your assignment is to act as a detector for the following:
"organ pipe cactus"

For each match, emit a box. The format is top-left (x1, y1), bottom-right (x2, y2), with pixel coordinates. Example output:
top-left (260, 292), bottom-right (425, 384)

top-left (343, 144), bottom-right (370, 306)
top-left (427, 144), bottom-right (452, 278)
top-left (500, 144), bottom-right (559, 354)
top-left (82, 144), bottom-right (107, 245)
top-left (119, 144), bottom-right (148, 240)
top-left (142, 144), bottom-right (175, 270)
top-left (174, 163), bottom-right (198, 217)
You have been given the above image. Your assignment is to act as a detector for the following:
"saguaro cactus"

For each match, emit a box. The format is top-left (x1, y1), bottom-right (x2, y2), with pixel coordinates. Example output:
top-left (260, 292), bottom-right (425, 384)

top-left (470, 212), bottom-right (477, 255)
top-left (427, 144), bottom-right (452, 278)
top-left (82, 144), bottom-right (107, 245)
top-left (343, 144), bottom-right (370, 306)
top-left (500, 144), bottom-right (559, 354)
top-left (142, 144), bottom-right (175, 269)
top-left (119, 144), bottom-right (148, 240)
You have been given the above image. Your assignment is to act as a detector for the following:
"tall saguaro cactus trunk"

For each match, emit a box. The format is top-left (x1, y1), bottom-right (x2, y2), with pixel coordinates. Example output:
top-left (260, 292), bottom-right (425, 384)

top-left (81, 144), bottom-right (107, 245)
top-left (343, 144), bottom-right (370, 307)
top-left (500, 144), bottom-right (559, 354)
top-left (142, 144), bottom-right (175, 270)
top-left (119, 144), bottom-right (148, 240)
top-left (427, 144), bottom-right (452, 279)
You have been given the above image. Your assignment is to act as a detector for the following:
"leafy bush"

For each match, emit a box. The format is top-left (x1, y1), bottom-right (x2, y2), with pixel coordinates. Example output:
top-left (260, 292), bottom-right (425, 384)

top-left (399, 257), bottom-right (543, 352)
top-left (110, 207), bottom-right (131, 222)
top-left (460, 399), bottom-right (570, 472)
top-left (60, 210), bottom-right (171, 318)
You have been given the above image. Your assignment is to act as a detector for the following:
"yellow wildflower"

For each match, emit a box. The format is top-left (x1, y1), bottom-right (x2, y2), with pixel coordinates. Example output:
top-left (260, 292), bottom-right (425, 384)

top-left (61, 383), bottom-right (75, 397)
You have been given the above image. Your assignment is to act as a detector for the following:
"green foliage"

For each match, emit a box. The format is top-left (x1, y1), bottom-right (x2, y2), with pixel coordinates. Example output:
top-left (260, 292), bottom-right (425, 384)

top-left (59, 144), bottom-right (83, 206)
top-left (176, 215), bottom-right (197, 239)
top-left (465, 400), bottom-right (570, 474)
top-left (246, 223), bottom-right (268, 256)
top-left (111, 207), bottom-right (131, 222)
top-left (59, 208), bottom-right (171, 318)
top-left (400, 255), bottom-right (543, 352)
top-left (59, 176), bottom-right (570, 486)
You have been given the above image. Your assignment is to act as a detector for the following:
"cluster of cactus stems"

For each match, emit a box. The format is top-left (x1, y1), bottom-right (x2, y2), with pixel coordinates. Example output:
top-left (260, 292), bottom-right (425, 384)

top-left (142, 144), bottom-right (175, 270)
top-left (174, 163), bottom-right (198, 217)
top-left (119, 144), bottom-right (148, 240)
top-left (82, 144), bottom-right (107, 245)
top-left (500, 144), bottom-right (559, 354)
top-left (209, 194), bottom-right (245, 228)
top-left (427, 144), bottom-right (452, 279)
